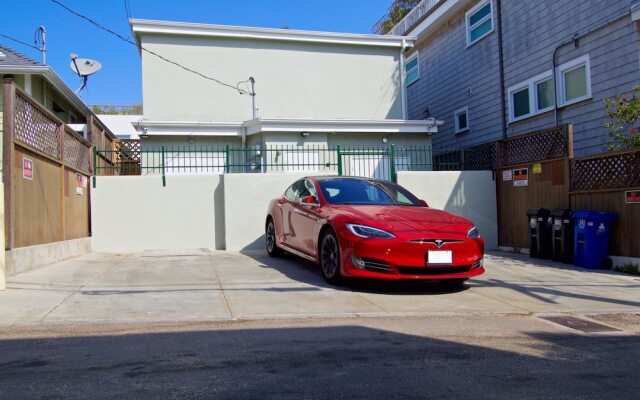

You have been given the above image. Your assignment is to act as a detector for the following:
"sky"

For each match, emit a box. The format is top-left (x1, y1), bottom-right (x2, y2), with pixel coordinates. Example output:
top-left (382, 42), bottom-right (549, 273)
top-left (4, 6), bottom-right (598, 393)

top-left (2, 0), bottom-right (393, 106)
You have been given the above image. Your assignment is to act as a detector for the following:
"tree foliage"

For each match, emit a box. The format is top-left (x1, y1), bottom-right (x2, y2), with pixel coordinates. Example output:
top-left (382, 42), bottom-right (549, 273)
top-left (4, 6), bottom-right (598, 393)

top-left (91, 104), bottom-right (143, 115)
top-left (604, 86), bottom-right (640, 151)
top-left (376, 0), bottom-right (421, 34)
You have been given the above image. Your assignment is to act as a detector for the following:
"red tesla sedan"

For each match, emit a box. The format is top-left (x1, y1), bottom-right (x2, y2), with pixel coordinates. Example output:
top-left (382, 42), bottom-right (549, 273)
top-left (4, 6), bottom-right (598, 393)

top-left (266, 176), bottom-right (484, 284)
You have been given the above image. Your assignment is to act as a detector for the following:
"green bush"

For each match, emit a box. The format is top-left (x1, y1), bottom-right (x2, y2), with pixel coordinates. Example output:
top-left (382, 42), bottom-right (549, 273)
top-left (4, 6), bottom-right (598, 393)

top-left (604, 85), bottom-right (640, 151)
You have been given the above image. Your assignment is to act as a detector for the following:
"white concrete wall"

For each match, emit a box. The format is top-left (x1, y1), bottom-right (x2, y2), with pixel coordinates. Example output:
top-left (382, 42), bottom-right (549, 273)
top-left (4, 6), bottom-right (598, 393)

top-left (91, 175), bottom-right (225, 252)
top-left (223, 173), bottom-right (334, 251)
top-left (141, 34), bottom-right (403, 121)
top-left (397, 171), bottom-right (498, 250)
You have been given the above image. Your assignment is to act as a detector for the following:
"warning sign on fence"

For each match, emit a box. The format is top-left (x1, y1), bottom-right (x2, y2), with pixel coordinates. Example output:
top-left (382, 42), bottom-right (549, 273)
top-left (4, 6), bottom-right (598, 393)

top-left (513, 168), bottom-right (528, 187)
top-left (76, 173), bottom-right (87, 195)
top-left (626, 190), bottom-right (640, 204)
top-left (22, 157), bottom-right (33, 180)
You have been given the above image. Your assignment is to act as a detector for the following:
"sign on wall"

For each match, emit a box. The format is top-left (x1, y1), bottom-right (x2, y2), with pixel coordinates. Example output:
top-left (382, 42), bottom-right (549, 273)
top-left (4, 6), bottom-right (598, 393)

top-left (626, 190), bottom-right (640, 204)
top-left (22, 157), bottom-right (33, 180)
top-left (76, 173), bottom-right (87, 195)
top-left (513, 168), bottom-right (528, 187)
top-left (532, 163), bottom-right (542, 174)
top-left (502, 170), bottom-right (512, 181)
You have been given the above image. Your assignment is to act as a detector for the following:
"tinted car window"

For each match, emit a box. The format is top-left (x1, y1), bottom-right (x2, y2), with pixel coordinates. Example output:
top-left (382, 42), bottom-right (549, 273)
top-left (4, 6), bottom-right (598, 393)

top-left (376, 181), bottom-right (424, 206)
top-left (285, 180), bottom-right (311, 202)
top-left (318, 178), bottom-right (423, 206)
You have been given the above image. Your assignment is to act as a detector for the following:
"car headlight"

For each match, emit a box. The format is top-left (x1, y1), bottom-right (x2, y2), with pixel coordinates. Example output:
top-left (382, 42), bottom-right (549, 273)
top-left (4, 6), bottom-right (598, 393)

top-left (346, 224), bottom-right (395, 239)
top-left (467, 226), bottom-right (480, 239)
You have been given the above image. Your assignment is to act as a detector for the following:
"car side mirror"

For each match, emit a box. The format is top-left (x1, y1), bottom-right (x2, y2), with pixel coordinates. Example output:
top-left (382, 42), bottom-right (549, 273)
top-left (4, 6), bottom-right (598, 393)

top-left (420, 199), bottom-right (429, 207)
top-left (301, 195), bottom-right (318, 205)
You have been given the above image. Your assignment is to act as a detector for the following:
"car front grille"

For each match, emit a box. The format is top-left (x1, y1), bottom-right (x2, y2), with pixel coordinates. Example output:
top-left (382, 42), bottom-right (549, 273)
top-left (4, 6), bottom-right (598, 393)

top-left (396, 266), bottom-right (471, 275)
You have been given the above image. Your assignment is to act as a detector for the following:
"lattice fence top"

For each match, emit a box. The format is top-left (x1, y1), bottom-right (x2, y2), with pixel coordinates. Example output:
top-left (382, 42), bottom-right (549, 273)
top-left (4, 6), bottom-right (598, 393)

top-left (14, 93), bottom-right (60, 158)
top-left (571, 150), bottom-right (640, 191)
top-left (464, 142), bottom-right (497, 170)
top-left (64, 129), bottom-right (91, 173)
top-left (500, 125), bottom-right (567, 167)
top-left (114, 140), bottom-right (142, 163)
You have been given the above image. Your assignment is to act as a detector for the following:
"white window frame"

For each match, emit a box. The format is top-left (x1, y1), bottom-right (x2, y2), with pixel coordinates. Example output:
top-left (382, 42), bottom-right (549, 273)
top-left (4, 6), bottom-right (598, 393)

top-left (405, 52), bottom-right (419, 86)
top-left (454, 106), bottom-right (469, 134)
top-left (466, 0), bottom-right (494, 47)
top-left (507, 70), bottom-right (554, 123)
top-left (557, 54), bottom-right (592, 107)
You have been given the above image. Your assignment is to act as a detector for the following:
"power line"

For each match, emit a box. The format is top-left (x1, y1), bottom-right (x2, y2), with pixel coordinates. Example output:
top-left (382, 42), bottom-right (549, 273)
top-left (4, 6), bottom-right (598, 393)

top-left (0, 32), bottom-right (41, 51)
top-left (49, 0), bottom-right (250, 95)
top-left (123, 0), bottom-right (132, 20)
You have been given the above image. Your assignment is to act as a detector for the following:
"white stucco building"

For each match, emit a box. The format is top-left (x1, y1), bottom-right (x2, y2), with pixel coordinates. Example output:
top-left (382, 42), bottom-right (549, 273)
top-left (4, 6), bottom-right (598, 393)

top-left (130, 19), bottom-right (440, 176)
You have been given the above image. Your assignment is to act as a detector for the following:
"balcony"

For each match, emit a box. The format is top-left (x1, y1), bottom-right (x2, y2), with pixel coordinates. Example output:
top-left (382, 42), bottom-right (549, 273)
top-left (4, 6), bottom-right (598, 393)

top-left (372, 0), bottom-right (442, 36)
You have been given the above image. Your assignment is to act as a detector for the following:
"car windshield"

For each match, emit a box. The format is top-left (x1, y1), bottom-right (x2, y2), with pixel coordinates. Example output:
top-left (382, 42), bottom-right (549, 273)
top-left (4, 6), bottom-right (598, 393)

top-left (318, 178), bottom-right (423, 206)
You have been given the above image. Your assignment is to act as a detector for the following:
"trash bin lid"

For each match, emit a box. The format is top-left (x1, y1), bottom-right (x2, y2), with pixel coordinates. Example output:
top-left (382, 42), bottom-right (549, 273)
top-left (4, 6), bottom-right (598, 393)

top-left (551, 209), bottom-right (572, 218)
top-left (527, 208), bottom-right (550, 217)
top-left (572, 210), bottom-right (618, 221)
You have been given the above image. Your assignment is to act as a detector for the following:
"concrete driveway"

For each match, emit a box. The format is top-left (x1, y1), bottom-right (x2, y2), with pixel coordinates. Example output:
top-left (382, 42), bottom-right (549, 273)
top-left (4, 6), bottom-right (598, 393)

top-left (1, 250), bottom-right (639, 326)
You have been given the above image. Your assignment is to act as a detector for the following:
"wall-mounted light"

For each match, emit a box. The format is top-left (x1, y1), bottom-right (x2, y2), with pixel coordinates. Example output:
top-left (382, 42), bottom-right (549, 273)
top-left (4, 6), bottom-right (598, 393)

top-left (300, 132), bottom-right (310, 137)
top-left (140, 127), bottom-right (149, 139)
top-left (382, 137), bottom-right (388, 143)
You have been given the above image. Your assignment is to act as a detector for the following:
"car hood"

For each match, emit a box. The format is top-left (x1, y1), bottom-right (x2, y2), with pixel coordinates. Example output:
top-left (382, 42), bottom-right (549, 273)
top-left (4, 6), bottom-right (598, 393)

top-left (331, 205), bottom-right (474, 239)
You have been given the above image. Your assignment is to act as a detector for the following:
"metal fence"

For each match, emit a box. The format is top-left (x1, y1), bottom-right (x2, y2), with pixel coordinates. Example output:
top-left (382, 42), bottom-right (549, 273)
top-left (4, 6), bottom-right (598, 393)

top-left (93, 145), bottom-right (438, 185)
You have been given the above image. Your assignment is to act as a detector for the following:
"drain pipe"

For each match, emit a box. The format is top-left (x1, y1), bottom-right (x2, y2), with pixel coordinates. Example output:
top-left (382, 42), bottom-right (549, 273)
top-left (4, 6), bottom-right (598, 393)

top-left (399, 38), bottom-right (408, 119)
top-left (496, 0), bottom-right (507, 140)
top-left (553, 3), bottom-right (640, 126)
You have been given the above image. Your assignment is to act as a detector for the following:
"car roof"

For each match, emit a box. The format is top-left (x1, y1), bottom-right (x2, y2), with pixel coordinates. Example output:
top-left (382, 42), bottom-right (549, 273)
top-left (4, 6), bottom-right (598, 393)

top-left (310, 176), bottom-right (383, 183)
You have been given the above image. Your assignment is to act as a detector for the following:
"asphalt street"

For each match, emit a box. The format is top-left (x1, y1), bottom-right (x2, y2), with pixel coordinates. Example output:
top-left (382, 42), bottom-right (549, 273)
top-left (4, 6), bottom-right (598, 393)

top-left (1, 316), bottom-right (639, 399)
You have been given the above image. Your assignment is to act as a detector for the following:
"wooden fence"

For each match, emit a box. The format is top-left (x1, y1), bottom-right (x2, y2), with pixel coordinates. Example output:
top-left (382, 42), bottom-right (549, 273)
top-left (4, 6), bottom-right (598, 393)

top-left (570, 149), bottom-right (640, 257)
top-left (2, 78), bottom-right (115, 250)
top-left (496, 125), bottom-right (573, 252)
top-left (495, 124), bottom-right (640, 257)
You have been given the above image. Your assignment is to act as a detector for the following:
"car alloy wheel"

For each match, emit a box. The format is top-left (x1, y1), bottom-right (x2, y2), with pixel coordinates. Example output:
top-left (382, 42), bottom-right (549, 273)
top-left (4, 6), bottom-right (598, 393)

top-left (320, 230), bottom-right (341, 284)
top-left (266, 219), bottom-right (282, 257)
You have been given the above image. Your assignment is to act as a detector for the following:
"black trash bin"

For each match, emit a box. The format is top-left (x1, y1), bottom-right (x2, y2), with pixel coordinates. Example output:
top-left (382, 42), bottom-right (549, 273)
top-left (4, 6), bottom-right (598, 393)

top-left (527, 208), bottom-right (552, 259)
top-left (551, 209), bottom-right (573, 264)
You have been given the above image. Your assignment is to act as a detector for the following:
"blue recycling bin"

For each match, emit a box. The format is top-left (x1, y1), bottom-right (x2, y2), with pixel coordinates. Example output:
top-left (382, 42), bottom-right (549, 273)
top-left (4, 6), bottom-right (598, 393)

top-left (573, 210), bottom-right (617, 269)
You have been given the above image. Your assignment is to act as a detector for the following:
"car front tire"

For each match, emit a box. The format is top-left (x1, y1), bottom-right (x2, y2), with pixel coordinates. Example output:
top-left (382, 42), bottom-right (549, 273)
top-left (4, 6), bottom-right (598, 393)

top-left (320, 229), bottom-right (342, 285)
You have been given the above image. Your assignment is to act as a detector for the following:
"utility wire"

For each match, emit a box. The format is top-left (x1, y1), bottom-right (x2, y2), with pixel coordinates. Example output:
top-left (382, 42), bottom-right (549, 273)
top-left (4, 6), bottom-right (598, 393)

top-left (123, 0), bottom-right (132, 20)
top-left (0, 32), bottom-right (42, 51)
top-left (49, 0), bottom-right (250, 95)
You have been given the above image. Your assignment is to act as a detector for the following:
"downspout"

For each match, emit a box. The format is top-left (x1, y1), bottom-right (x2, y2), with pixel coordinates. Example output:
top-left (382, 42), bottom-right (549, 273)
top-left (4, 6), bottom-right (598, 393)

top-left (496, 0), bottom-right (507, 140)
top-left (553, 3), bottom-right (639, 126)
top-left (399, 38), bottom-right (408, 120)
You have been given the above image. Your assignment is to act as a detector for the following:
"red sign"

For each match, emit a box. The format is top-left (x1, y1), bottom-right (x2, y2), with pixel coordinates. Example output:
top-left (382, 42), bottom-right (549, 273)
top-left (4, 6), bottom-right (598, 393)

top-left (22, 157), bottom-right (33, 180)
top-left (626, 190), bottom-right (640, 204)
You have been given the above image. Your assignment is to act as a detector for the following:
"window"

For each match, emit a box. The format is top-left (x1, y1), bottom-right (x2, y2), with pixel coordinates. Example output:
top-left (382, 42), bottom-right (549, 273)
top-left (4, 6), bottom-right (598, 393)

top-left (512, 87), bottom-right (530, 119)
top-left (508, 70), bottom-right (554, 123)
top-left (454, 106), bottom-right (469, 133)
top-left (405, 53), bottom-right (419, 86)
top-left (466, 1), bottom-right (494, 46)
top-left (558, 54), bottom-right (591, 106)
top-left (536, 78), bottom-right (554, 111)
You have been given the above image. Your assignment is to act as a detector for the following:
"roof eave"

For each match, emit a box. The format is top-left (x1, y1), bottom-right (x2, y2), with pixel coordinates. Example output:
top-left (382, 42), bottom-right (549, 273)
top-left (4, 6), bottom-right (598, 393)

top-left (0, 65), bottom-right (90, 117)
top-left (130, 18), bottom-right (416, 48)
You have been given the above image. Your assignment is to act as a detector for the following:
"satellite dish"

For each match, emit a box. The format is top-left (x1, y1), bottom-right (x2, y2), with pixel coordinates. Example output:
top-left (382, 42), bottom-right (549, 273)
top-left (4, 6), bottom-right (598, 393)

top-left (70, 54), bottom-right (102, 94)
top-left (70, 58), bottom-right (102, 76)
